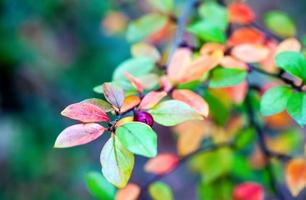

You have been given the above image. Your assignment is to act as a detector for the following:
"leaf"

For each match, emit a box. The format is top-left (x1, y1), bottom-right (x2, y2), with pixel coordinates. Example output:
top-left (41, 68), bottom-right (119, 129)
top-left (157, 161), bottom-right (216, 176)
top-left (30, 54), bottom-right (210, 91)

top-left (232, 44), bottom-right (270, 63)
top-left (264, 11), bottom-right (296, 38)
top-left (200, 43), bottom-right (225, 55)
top-left (172, 89), bottom-right (209, 117)
top-left (198, 178), bottom-right (234, 200)
top-left (120, 96), bottom-right (141, 113)
top-left (100, 135), bottom-right (134, 188)
top-left (103, 83), bottom-right (125, 109)
top-left (233, 182), bottom-right (264, 200)
top-left (189, 148), bottom-right (233, 183)
top-left (173, 120), bottom-right (209, 156)
top-left (285, 158), bottom-right (306, 197)
top-left (148, 100), bottom-right (203, 126)
top-left (228, 28), bottom-right (265, 46)
top-left (275, 52), bottom-right (306, 81)
top-left (220, 56), bottom-right (247, 70)
top-left (146, 0), bottom-right (173, 13)
top-left (149, 182), bottom-right (173, 200)
top-left (82, 98), bottom-right (113, 112)
top-left (113, 57), bottom-right (155, 81)
top-left (275, 38), bottom-right (302, 55)
top-left (260, 86), bottom-right (292, 116)
top-left (187, 20), bottom-right (226, 43)
top-left (116, 122), bottom-right (157, 158)
top-left (126, 13), bottom-right (168, 43)
top-left (228, 2), bottom-right (255, 24)
top-left (180, 50), bottom-right (223, 83)
top-left (54, 123), bottom-right (106, 148)
top-left (198, 2), bottom-right (228, 31)
top-left (145, 153), bottom-right (179, 175)
top-left (131, 42), bottom-right (160, 62)
top-left (209, 67), bottom-right (247, 88)
top-left (287, 92), bottom-right (306, 127)
top-left (93, 84), bottom-right (104, 94)
top-left (86, 172), bottom-right (116, 200)
top-left (167, 47), bottom-right (192, 83)
top-left (115, 183), bottom-right (141, 200)
top-left (124, 72), bottom-right (144, 93)
top-left (224, 81), bottom-right (248, 104)
top-left (61, 102), bottom-right (110, 123)
top-left (139, 91), bottom-right (167, 110)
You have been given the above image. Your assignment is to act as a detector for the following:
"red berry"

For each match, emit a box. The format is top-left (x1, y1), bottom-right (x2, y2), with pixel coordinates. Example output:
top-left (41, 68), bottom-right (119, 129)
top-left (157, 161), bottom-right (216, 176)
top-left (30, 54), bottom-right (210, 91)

top-left (134, 111), bottom-right (154, 127)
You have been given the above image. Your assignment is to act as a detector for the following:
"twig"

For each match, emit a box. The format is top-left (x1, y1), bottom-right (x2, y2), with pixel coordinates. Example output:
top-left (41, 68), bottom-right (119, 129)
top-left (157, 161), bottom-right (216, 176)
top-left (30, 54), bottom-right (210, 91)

top-left (250, 22), bottom-right (282, 42)
top-left (166, 0), bottom-right (199, 66)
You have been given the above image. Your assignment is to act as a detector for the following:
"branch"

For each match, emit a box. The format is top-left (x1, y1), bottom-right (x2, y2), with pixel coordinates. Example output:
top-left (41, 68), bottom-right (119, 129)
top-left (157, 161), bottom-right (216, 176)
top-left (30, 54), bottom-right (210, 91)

top-left (166, 0), bottom-right (199, 66)
top-left (250, 22), bottom-right (282, 42)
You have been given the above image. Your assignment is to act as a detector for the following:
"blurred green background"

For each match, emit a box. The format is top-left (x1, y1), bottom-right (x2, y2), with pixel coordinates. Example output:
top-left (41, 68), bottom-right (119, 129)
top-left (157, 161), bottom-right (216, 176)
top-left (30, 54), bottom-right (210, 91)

top-left (0, 0), bottom-right (305, 199)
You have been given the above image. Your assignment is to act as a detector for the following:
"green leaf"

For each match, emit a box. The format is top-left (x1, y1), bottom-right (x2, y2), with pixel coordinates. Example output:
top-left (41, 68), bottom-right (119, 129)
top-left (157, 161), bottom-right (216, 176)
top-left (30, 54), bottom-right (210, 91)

top-left (82, 98), bottom-right (113, 112)
top-left (148, 100), bottom-right (202, 126)
top-left (149, 182), bottom-right (173, 200)
top-left (86, 172), bottom-right (116, 200)
top-left (189, 148), bottom-right (233, 183)
top-left (287, 92), bottom-right (306, 127)
top-left (198, 2), bottom-right (228, 31)
top-left (116, 122), bottom-right (157, 158)
top-left (100, 135), bottom-right (134, 188)
top-left (209, 67), bottom-right (247, 88)
top-left (198, 178), bottom-right (233, 200)
top-left (113, 57), bottom-right (155, 81)
top-left (146, 0), bottom-right (173, 13)
top-left (126, 13), bottom-right (168, 43)
top-left (275, 52), bottom-right (306, 81)
top-left (234, 128), bottom-right (256, 150)
top-left (264, 11), bottom-right (296, 37)
top-left (260, 86), bottom-right (292, 116)
top-left (187, 20), bottom-right (226, 43)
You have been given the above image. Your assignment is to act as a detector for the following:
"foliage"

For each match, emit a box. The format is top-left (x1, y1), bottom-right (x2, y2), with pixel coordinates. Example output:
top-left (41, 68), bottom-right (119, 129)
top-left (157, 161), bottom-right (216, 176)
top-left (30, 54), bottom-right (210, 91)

top-left (54, 0), bottom-right (306, 199)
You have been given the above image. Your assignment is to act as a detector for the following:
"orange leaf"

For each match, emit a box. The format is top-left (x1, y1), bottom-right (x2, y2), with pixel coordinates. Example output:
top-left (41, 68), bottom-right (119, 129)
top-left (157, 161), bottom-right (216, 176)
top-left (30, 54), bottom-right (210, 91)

top-left (181, 50), bottom-right (223, 83)
top-left (260, 40), bottom-right (278, 73)
top-left (173, 120), bottom-right (209, 156)
top-left (116, 116), bottom-right (134, 128)
top-left (229, 3), bottom-right (255, 24)
top-left (228, 28), bottom-right (265, 46)
top-left (120, 95), bottom-right (141, 113)
top-left (220, 56), bottom-right (248, 70)
top-left (115, 183), bottom-right (141, 200)
top-left (172, 89), bottom-right (209, 117)
top-left (223, 80), bottom-right (248, 104)
top-left (233, 182), bottom-right (264, 200)
top-left (124, 72), bottom-right (144, 93)
top-left (200, 43), bottom-right (225, 55)
top-left (232, 44), bottom-right (269, 63)
top-left (145, 153), bottom-right (179, 175)
top-left (139, 91), bottom-right (167, 110)
top-left (167, 48), bottom-right (192, 83)
top-left (275, 38), bottom-right (301, 55)
top-left (102, 11), bottom-right (127, 35)
top-left (264, 111), bottom-right (293, 129)
top-left (147, 21), bottom-right (175, 44)
top-left (285, 158), bottom-right (306, 197)
top-left (61, 102), bottom-right (110, 123)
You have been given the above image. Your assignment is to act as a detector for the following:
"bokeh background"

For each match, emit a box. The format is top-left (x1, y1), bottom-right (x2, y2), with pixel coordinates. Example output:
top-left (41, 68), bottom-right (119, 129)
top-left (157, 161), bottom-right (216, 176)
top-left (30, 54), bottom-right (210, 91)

top-left (0, 0), bottom-right (305, 199)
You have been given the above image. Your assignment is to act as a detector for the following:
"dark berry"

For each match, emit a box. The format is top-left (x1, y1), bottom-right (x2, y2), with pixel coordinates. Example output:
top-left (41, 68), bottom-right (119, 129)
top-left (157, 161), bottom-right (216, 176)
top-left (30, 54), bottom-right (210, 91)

top-left (134, 111), bottom-right (154, 127)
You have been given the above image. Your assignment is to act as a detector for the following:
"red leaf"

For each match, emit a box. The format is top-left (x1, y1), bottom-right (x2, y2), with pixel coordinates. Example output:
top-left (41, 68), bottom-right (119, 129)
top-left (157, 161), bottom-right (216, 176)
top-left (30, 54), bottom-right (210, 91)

top-left (115, 183), bottom-right (141, 200)
top-left (54, 123), bottom-right (106, 148)
top-left (124, 72), bottom-right (144, 93)
top-left (145, 153), bottom-right (179, 175)
top-left (172, 89), bottom-right (209, 117)
top-left (285, 158), bottom-right (306, 197)
top-left (233, 182), bottom-right (264, 200)
top-left (139, 91), bottom-right (167, 110)
top-left (228, 28), bottom-right (265, 46)
top-left (229, 3), bottom-right (255, 24)
top-left (61, 102), bottom-right (110, 123)
top-left (120, 95), bottom-right (141, 113)
top-left (103, 82), bottom-right (125, 109)
top-left (224, 81), bottom-right (248, 104)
